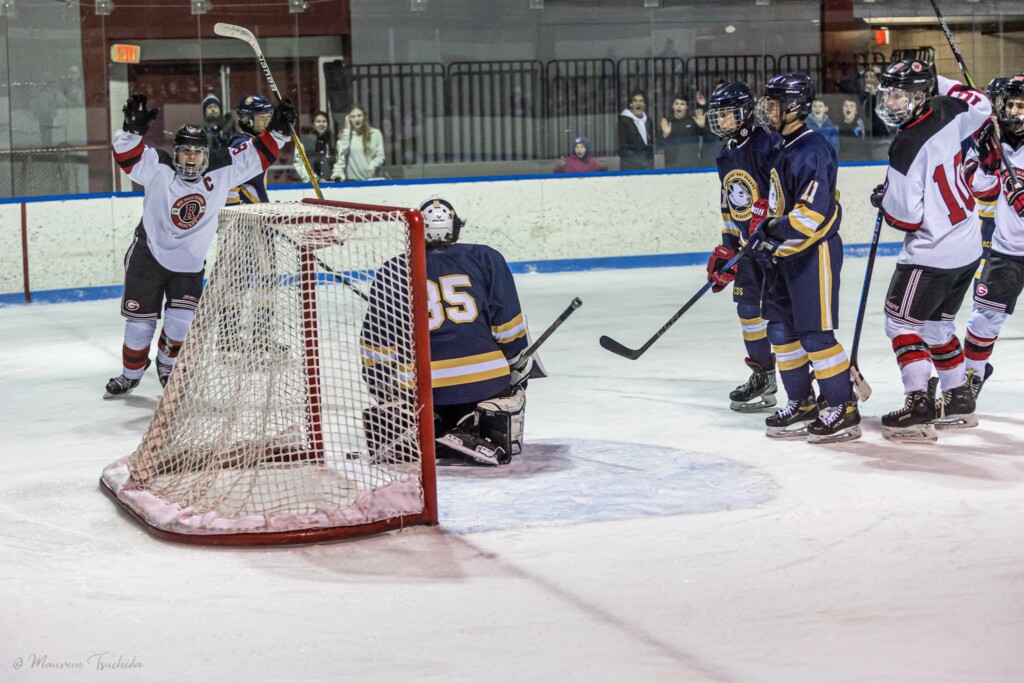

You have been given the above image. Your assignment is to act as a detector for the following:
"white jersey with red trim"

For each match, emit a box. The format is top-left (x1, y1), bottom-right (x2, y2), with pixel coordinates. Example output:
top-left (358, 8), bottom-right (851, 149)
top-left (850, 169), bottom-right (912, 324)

top-left (111, 128), bottom-right (286, 273)
top-left (880, 76), bottom-right (991, 268)
top-left (972, 138), bottom-right (1024, 256)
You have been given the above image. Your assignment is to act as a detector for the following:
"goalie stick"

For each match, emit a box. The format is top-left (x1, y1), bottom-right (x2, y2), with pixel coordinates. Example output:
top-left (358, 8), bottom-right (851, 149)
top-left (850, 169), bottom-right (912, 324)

top-left (522, 297), bottom-right (582, 362)
top-left (848, 210), bottom-right (883, 401)
top-left (213, 23), bottom-right (322, 200)
top-left (928, 0), bottom-right (1022, 197)
top-left (600, 241), bottom-right (751, 360)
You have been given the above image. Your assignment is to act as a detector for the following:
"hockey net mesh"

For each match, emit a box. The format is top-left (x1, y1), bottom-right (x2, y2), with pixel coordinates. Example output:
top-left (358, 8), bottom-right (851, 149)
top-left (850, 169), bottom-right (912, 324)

top-left (101, 201), bottom-right (433, 542)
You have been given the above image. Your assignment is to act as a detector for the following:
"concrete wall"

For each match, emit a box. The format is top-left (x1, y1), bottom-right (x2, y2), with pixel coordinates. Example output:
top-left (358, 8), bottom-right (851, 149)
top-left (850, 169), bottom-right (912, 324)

top-left (0, 163), bottom-right (891, 304)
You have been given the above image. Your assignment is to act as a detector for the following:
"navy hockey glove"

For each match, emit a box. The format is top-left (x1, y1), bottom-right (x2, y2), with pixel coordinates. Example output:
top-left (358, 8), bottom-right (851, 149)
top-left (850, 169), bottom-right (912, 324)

top-left (122, 93), bottom-right (159, 135)
top-left (869, 183), bottom-right (886, 209)
top-left (269, 98), bottom-right (297, 137)
top-left (706, 244), bottom-right (738, 293)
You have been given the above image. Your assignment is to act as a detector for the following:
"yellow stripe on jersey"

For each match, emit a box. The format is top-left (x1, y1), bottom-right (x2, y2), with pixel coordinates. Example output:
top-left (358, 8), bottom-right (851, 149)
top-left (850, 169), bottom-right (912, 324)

top-left (431, 350), bottom-right (510, 388)
top-left (360, 341), bottom-right (400, 364)
top-left (774, 206), bottom-right (839, 258)
top-left (491, 313), bottom-right (527, 344)
top-left (818, 240), bottom-right (834, 330)
top-left (739, 316), bottom-right (768, 341)
top-left (788, 203), bottom-right (827, 238)
top-left (772, 340), bottom-right (809, 371)
top-left (807, 344), bottom-right (850, 380)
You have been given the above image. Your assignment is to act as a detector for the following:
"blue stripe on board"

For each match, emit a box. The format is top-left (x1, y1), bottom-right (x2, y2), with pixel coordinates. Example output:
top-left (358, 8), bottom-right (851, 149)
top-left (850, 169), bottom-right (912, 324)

top-left (0, 242), bottom-right (906, 307)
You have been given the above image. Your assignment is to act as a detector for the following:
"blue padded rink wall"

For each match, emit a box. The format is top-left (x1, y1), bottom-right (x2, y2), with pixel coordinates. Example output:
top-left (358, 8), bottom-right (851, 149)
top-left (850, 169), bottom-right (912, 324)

top-left (1, 179), bottom-right (1023, 682)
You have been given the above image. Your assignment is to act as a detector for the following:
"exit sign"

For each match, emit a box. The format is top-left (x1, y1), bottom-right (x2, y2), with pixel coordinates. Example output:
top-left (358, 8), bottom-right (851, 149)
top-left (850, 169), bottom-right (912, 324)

top-left (111, 44), bottom-right (141, 64)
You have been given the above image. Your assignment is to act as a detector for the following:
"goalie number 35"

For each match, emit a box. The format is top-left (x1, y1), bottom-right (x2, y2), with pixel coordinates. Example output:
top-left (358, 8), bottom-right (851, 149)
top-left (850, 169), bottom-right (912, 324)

top-left (425, 275), bottom-right (478, 330)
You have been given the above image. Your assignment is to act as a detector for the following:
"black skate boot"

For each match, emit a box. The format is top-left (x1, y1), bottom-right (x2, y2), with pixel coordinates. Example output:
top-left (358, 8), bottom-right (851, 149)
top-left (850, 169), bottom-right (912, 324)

top-left (935, 383), bottom-right (978, 429)
top-left (967, 363), bottom-right (994, 400)
top-left (881, 391), bottom-right (938, 442)
top-left (807, 400), bottom-right (862, 444)
top-left (104, 374), bottom-right (142, 399)
top-left (764, 393), bottom-right (818, 439)
top-left (156, 359), bottom-right (173, 388)
top-left (729, 356), bottom-right (778, 412)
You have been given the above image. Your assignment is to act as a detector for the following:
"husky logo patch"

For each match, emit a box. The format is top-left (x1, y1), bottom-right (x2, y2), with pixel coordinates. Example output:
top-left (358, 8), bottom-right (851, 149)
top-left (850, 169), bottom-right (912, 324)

top-left (171, 193), bottom-right (207, 230)
top-left (723, 169), bottom-right (758, 221)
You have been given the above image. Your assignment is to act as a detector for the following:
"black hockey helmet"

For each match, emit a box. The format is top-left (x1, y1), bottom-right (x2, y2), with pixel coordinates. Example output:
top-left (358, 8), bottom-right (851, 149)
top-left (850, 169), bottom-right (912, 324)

top-left (875, 59), bottom-right (936, 127)
top-left (756, 72), bottom-right (815, 130)
top-left (987, 76), bottom-right (1010, 103)
top-left (707, 81), bottom-right (756, 140)
top-left (236, 94), bottom-right (274, 134)
top-left (419, 195), bottom-right (464, 246)
top-left (173, 124), bottom-right (210, 180)
top-left (999, 74), bottom-right (1024, 134)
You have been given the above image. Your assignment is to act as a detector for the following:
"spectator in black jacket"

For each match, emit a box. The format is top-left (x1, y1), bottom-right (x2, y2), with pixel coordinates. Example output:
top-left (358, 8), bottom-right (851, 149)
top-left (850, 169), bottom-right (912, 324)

top-left (618, 89), bottom-right (654, 171)
top-left (659, 94), bottom-right (702, 168)
top-left (293, 110), bottom-right (335, 183)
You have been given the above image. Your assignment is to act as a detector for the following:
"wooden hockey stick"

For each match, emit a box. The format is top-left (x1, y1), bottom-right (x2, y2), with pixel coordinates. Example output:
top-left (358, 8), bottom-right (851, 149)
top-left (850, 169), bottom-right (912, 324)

top-left (928, 0), bottom-right (1022, 195)
top-left (600, 242), bottom-right (751, 360)
top-left (213, 23), bottom-right (323, 199)
top-left (848, 210), bottom-right (883, 401)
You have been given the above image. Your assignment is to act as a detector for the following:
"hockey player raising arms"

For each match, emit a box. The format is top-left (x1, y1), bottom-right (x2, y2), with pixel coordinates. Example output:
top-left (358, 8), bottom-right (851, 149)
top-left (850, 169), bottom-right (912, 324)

top-left (870, 61), bottom-right (992, 442)
top-left (749, 72), bottom-right (861, 444)
top-left (962, 74), bottom-right (1024, 403)
top-left (104, 92), bottom-right (295, 398)
top-left (360, 196), bottom-right (535, 466)
top-left (704, 81), bottom-right (783, 413)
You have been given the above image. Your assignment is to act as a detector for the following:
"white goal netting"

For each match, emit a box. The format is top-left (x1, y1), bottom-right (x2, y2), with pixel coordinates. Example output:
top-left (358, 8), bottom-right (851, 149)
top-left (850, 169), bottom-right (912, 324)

top-left (101, 199), bottom-right (436, 544)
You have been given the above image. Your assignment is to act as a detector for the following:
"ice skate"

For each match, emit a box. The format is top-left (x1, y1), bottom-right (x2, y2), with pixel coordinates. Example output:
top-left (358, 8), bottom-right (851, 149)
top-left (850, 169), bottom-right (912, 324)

top-left (436, 429), bottom-right (509, 466)
top-left (103, 373), bottom-right (143, 399)
top-left (967, 363), bottom-right (994, 400)
top-left (157, 359), bottom-right (173, 388)
top-left (934, 383), bottom-right (978, 430)
top-left (807, 400), bottom-right (862, 444)
top-left (881, 391), bottom-right (938, 442)
top-left (764, 393), bottom-right (818, 439)
top-left (729, 356), bottom-right (778, 412)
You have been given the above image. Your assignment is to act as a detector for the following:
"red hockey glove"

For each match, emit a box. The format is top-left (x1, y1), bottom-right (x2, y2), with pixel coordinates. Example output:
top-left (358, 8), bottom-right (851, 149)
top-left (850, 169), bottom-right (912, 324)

top-left (748, 198), bottom-right (770, 236)
top-left (706, 245), bottom-right (738, 293)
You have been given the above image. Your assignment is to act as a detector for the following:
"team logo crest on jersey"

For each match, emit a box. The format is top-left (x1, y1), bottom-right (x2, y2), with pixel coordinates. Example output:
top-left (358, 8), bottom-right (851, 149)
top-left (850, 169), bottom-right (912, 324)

top-left (977, 284), bottom-right (989, 297)
top-left (723, 169), bottom-right (758, 220)
top-left (171, 193), bottom-right (207, 230)
top-left (768, 169), bottom-right (785, 217)
top-left (125, 300), bottom-right (140, 311)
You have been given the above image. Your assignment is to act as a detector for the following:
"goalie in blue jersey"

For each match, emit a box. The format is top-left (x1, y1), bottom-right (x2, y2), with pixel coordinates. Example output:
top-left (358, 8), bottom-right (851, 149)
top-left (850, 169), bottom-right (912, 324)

top-left (360, 196), bottom-right (539, 466)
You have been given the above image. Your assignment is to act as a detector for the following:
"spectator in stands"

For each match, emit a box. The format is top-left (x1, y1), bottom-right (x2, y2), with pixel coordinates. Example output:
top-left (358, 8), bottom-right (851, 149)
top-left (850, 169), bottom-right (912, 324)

top-left (696, 86), bottom-right (725, 166)
top-left (835, 98), bottom-right (869, 162)
top-left (659, 94), bottom-right (702, 168)
top-left (332, 103), bottom-right (385, 182)
top-left (618, 89), bottom-right (654, 171)
top-left (806, 98), bottom-right (840, 155)
top-left (201, 94), bottom-right (234, 151)
top-left (553, 136), bottom-right (607, 173)
top-left (293, 110), bottom-right (335, 184)
top-left (858, 65), bottom-right (892, 159)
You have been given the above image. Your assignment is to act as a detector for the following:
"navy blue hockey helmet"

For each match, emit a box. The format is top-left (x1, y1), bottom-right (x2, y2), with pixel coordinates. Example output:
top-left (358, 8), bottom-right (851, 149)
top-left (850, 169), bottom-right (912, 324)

top-left (173, 124), bottom-right (210, 180)
top-left (236, 94), bottom-right (274, 133)
top-left (706, 81), bottom-right (756, 140)
top-left (419, 196), bottom-right (465, 246)
top-left (875, 60), bottom-right (936, 127)
top-left (756, 72), bottom-right (815, 130)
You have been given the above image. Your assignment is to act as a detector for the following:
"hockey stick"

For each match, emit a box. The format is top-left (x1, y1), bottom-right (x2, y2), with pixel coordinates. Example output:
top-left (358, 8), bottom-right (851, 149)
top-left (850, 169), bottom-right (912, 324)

top-left (600, 242), bottom-right (751, 360)
top-left (522, 297), bottom-right (582, 362)
top-left (213, 23), bottom-right (323, 199)
top-left (928, 0), bottom-right (1022, 195)
top-left (848, 209), bottom-right (883, 402)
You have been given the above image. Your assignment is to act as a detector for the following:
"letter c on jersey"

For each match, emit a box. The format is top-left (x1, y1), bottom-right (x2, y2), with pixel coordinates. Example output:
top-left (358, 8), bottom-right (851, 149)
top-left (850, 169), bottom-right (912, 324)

top-left (171, 194), bottom-right (208, 230)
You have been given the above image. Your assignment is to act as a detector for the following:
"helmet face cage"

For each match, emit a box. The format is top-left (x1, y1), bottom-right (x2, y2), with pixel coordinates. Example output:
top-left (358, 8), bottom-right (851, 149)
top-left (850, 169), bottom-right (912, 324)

top-left (756, 74), bottom-right (814, 129)
top-left (875, 85), bottom-right (920, 127)
top-left (173, 125), bottom-right (210, 180)
top-left (707, 82), bottom-right (755, 140)
top-left (1000, 76), bottom-right (1024, 134)
top-left (419, 197), bottom-right (461, 245)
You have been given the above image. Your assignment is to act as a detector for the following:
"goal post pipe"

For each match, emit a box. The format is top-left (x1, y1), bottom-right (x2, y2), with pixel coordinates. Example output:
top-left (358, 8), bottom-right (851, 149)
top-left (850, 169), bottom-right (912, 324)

top-left (214, 23), bottom-right (323, 200)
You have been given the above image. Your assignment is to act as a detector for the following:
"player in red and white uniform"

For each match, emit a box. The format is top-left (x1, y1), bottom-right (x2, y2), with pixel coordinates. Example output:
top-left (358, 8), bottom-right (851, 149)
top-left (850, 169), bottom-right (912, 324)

top-left (963, 74), bottom-right (1024, 401)
top-left (104, 92), bottom-right (295, 398)
top-left (870, 61), bottom-right (992, 441)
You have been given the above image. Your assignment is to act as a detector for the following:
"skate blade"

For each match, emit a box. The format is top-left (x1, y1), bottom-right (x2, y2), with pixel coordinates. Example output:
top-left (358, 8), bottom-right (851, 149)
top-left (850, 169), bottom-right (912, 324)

top-left (881, 423), bottom-right (938, 443)
top-left (765, 424), bottom-right (810, 439)
top-left (807, 425), bottom-right (862, 444)
top-left (934, 413), bottom-right (979, 430)
top-left (730, 395), bottom-right (778, 412)
top-left (102, 389), bottom-right (134, 400)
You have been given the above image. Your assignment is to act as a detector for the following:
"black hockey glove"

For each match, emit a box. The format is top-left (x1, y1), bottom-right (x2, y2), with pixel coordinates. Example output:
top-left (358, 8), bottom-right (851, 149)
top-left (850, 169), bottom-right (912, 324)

top-left (976, 121), bottom-right (1001, 174)
top-left (869, 183), bottom-right (886, 210)
top-left (269, 99), bottom-right (297, 137)
top-left (122, 93), bottom-right (159, 135)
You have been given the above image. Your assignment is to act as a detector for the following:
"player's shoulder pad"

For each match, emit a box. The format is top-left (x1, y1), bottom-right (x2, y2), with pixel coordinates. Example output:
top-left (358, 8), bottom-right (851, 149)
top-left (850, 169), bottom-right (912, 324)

top-left (889, 98), bottom-right (968, 175)
top-left (207, 149), bottom-right (232, 172)
top-left (155, 149), bottom-right (174, 169)
top-left (228, 132), bottom-right (253, 148)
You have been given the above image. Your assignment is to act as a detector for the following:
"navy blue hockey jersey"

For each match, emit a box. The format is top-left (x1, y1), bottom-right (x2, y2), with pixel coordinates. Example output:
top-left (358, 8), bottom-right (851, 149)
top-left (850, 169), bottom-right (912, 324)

top-left (227, 131), bottom-right (271, 204)
top-left (716, 127), bottom-right (784, 251)
top-left (764, 126), bottom-right (843, 259)
top-left (361, 242), bottom-right (528, 406)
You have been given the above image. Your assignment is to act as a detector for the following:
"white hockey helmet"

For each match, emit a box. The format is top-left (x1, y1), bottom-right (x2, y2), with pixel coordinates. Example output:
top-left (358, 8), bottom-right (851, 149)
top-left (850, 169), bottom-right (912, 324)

top-left (419, 195), bottom-right (463, 245)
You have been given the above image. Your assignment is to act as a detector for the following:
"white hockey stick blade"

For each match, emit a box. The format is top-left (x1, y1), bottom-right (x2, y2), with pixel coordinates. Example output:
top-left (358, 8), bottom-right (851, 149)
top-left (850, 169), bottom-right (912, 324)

top-left (851, 365), bottom-right (872, 402)
top-left (213, 23), bottom-right (258, 47)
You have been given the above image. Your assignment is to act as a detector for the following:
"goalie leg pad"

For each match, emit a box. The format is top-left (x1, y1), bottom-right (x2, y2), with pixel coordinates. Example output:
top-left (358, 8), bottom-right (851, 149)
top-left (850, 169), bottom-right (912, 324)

top-left (477, 388), bottom-right (526, 456)
top-left (362, 402), bottom-right (418, 464)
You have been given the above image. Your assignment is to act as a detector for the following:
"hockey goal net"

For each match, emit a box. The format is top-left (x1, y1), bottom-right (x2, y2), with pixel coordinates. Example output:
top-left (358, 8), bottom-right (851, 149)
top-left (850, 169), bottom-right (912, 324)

top-left (100, 199), bottom-right (437, 545)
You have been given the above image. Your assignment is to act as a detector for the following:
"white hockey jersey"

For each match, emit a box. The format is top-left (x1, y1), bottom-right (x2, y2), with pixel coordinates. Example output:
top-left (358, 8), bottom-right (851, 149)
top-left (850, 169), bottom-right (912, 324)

top-left (971, 138), bottom-right (1024, 256)
top-left (881, 75), bottom-right (991, 268)
top-left (112, 128), bottom-right (287, 272)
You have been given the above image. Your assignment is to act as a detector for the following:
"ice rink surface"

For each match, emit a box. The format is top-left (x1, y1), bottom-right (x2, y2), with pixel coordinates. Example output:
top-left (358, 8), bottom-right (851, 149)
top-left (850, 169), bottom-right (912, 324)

top-left (2, 256), bottom-right (1023, 683)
